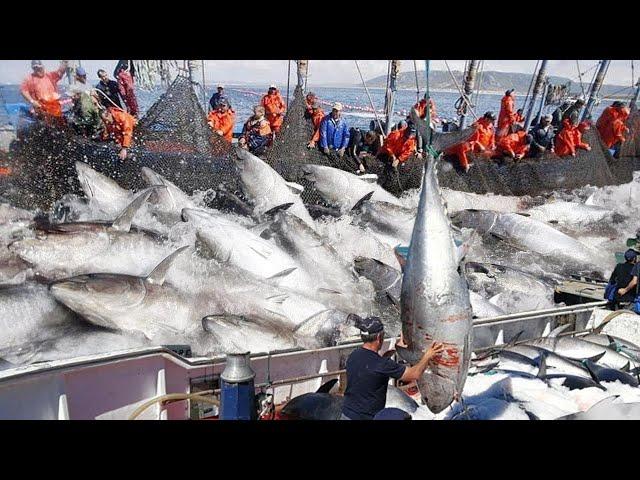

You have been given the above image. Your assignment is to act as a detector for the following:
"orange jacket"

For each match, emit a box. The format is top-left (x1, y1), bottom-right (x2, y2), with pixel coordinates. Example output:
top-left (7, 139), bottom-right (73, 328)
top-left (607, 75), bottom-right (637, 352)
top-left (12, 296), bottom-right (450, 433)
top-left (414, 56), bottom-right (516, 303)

top-left (414, 98), bottom-right (437, 121)
top-left (445, 140), bottom-right (477, 169)
top-left (21, 70), bottom-right (64, 117)
top-left (243, 116), bottom-right (272, 138)
top-left (105, 107), bottom-right (136, 148)
top-left (309, 108), bottom-right (325, 143)
top-left (555, 119), bottom-right (590, 156)
top-left (379, 129), bottom-right (417, 163)
top-left (469, 117), bottom-right (496, 150)
top-left (497, 94), bottom-right (516, 137)
top-left (596, 106), bottom-right (625, 148)
top-left (261, 91), bottom-right (286, 131)
top-left (497, 130), bottom-right (529, 157)
top-left (208, 109), bottom-right (236, 142)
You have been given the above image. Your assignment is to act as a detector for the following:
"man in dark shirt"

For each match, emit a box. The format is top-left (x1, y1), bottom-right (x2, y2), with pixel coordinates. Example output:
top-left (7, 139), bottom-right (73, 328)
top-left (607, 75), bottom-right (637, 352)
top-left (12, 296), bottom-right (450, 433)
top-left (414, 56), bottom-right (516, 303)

top-left (529, 114), bottom-right (555, 158)
top-left (95, 69), bottom-right (123, 110)
top-left (341, 316), bottom-right (444, 420)
top-left (616, 249), bottom-right (640, 304)
top-left (209, 84), bottom-right (230, 111)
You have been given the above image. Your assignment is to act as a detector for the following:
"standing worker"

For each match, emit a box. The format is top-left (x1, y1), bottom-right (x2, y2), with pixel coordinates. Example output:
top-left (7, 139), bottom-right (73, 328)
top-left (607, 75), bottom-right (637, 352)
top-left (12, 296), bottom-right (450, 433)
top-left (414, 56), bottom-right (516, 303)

top-left (209, 84), bottom-right (230, 111)
top-left (261, 84), bottom-right (286, 134)
top-left (20, 60), bottom-right (69, 124)
top-left (114, 60), bottom-right (139, 118)
top-left (340, 316), bottom-right (445, 420)
top-left (96, 69), bottom-right (124, 110)
top-left (497, 89), bottom-right (517, 139)
top-left (306, 101), bottom-right (325, 149)
top-left (319, 102), bottom-right (350, 157)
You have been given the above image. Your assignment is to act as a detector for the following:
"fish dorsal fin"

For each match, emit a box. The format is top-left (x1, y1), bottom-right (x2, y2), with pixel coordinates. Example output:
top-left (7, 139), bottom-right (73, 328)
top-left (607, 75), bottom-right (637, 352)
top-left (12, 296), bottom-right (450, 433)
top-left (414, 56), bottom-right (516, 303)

top-left (588, 395), bottom-right (619, 413)
top-left (393, 245), bottom-right (407, 273)
top-left (622, 361), bottom-right (631, 372)
top-left (266, 267), bottom-right (297, 280)
top-left (351, 191), bottom-right (375, 212)
top-left (515, 212), bottom-right (531, 217)
top-left (359, 174), bottom-right (378, 183)
top-left (316, 378), bottom-right (338, 394)
top-left (547, 324), bottom-right (571, 338)
top-left (506, 330), bottom-right (524, 347)
top-left (587, 351), bottom-right (607, 363)
top-left (264, 203), bottom-right (294, 218)
top-left (145, 246), bottom-right (190, 286)
top-left (537, 351), bottom-right (547, 378)
top-left (111, 187), bottom-right (162, 232)
top-left (285, 182), bottom-right (304, 195)
top-left (585, 193), bottom-right (596, 206)
top-left (292, 308), bottom-right (331, 334)
top-left (494, 330), bottom-right (505, 346)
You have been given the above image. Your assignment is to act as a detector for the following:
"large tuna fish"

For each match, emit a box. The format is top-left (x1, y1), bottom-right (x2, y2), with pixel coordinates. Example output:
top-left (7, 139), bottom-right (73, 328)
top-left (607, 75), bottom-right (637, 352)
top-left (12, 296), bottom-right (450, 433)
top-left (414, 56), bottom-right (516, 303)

top-left (233, 147), bottom-right (316, 229)
top-left (301, 164), bottom-right (403, 212)
top-left (75, 161), bottom-right (133, 217)
top-left (398, 156), bottom-right (473, 413)
top-left (141, 167), bottom-right (198, 220)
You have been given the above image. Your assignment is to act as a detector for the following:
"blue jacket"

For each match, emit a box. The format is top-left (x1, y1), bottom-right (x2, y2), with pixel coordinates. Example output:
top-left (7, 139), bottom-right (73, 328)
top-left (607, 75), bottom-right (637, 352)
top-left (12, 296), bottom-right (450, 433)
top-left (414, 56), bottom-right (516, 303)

top-left (319, 115), bottom-right (350, 149)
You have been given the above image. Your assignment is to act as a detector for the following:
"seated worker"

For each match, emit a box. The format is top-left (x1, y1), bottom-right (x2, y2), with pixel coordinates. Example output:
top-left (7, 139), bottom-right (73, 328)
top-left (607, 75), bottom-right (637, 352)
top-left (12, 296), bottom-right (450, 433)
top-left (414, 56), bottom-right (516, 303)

top-left (100, 106), bottom-right (137, 160)
top-left (304, 91), bottom-right (318, 118)
top-left (207, 99), bottom-right (235, 142)
top-left (239, 105), bottom-right (272, 155)
top-left (319, 102), bottom-right (350, 157)
top-left (306, 101), bottom-right (325, 149)
top-left (561, 98), bottom-right (585, 126)
top-left (20, 60), bottom-right (69, 124)
top-left (340, 316), bottom-right (445, 420)
top-left (496, 124), bottom-right (531, 160)
top-left (609, 249), bottom-right (638, 306)
top-left (528, 114), bottom-right (555, 158)
top-left (376, 123), bottom-right (418, 168)
top-left (261, 84), bottom-right (286, 134)
top-left (555, 118), bottom-right (592, 157)
top-left (67, 84), bottom-right (102, 138)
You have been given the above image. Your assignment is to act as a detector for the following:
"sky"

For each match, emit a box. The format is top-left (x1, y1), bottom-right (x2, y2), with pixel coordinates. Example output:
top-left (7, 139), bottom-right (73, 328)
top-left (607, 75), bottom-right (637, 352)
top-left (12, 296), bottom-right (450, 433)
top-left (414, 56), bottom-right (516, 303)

top-left (1, 60), bottom-right (639, 87)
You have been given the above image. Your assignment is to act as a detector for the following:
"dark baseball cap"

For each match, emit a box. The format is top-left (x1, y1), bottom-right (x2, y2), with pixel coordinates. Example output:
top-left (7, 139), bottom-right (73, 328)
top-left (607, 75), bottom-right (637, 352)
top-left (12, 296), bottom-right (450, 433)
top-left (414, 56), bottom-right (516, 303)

top-left (373, 408), bottom-right (411, 420)
top-left (354, 315), bottom-right (384, 334)
top-left (624, 249), bottom-right (638, 261)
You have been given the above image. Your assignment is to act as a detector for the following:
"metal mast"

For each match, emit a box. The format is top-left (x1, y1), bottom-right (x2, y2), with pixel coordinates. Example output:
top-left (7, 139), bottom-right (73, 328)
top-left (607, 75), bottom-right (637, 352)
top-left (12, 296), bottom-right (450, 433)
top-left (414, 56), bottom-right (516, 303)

top-left (524, 60), bottom-right (548, 131)
top-left (459, 60), bottom-right (479, 129)
top-left (582, 60), bottom-right (611, 121)
top-left (384, 60), bottom-right (401, 136)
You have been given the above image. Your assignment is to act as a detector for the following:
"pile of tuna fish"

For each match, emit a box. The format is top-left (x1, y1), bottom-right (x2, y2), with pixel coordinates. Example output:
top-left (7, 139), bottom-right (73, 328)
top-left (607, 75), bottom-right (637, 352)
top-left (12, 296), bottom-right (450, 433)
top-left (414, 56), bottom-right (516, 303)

top-left (1, 142), bottom-right (640, 418)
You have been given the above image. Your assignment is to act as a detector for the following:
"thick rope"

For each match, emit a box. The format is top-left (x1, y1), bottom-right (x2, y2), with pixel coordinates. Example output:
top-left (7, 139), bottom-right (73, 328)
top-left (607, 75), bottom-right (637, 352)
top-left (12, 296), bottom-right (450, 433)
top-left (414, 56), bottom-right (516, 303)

top-left (444, 60), bottom-right (479, 121)
top-left (354, 60), bottom-right (386, 135)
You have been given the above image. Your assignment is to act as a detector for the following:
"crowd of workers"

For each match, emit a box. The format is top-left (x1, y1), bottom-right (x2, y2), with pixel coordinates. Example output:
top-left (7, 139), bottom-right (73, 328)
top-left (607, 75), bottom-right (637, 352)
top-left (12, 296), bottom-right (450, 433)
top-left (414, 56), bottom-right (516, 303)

top-left (18, 60), bottom-right (634, 172)
top-left (20, 60), bottom-right (139, 160)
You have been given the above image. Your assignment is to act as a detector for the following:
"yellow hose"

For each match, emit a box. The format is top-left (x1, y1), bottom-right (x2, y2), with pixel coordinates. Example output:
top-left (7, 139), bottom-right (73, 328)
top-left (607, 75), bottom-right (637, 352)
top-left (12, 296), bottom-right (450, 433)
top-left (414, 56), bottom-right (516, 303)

top-left (128, 390), bottom-right (219, 420)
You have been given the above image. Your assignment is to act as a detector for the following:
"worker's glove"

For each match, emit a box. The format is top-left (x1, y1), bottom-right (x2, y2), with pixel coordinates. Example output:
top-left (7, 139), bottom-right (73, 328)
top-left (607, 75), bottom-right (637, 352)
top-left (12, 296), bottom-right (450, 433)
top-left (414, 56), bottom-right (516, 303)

top-left (307, 141), bottom-right (315, 149)
top-left (338, 148), bottom-right (345, 158)
top-left (118, 148), bottom-right (128, 161)
top-left (391, 158), bottom-right (400, 169)
top-left (323, 147), bottom-right (330, 155)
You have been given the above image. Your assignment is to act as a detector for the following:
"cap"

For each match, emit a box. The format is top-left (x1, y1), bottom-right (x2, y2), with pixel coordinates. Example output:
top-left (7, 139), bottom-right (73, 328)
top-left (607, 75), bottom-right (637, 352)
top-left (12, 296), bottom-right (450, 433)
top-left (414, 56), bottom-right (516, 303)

top-left (625, 249), bottom-right (638, 261)
top-left (269, 84), bottom-right (277, 89)
top-left (217, 83), bottom-right (224, 89)
top-left (354, 315), bottom-right (384, 334)
top-left (217, 99), bottom-right (229, 108)
top-left (332, 102), bottom-right (343, 111)
top-left (76, 67), bottom-right (87, 77)
top-left (542, 114), bottom-right (553, 122)
top-left (612, 101), bottom-right (625, 108)
top-left (484, 111), bottom-right (496, 120)
top-left (31, 60), bottom-right (44, 68)
top-left (506, 89), bottom-right (515, 95)
top-left (373, 408), bottom-right (412, 420)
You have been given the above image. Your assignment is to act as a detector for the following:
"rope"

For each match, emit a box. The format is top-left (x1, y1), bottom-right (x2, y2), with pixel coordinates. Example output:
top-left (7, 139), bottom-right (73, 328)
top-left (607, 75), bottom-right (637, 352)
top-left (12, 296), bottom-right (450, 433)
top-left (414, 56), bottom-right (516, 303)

top-left (576, 60), bottom-right (587, 99)
top-left (444, 60), bottom-right (479, 121)
top-left (522, 60), bottom-right (540, 114)
top-left (354, 60), bottom-right (386, 135)
top-left (92, 87), bottom-right (126, 112)
top-left (413, 60), bottom-right (420, 103)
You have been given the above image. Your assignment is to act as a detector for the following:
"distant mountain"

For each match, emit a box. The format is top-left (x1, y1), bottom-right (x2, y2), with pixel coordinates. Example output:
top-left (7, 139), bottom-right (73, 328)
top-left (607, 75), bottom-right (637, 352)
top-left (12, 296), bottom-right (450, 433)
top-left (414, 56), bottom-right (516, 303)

top-left (364, 70), bottom-right (635, 98)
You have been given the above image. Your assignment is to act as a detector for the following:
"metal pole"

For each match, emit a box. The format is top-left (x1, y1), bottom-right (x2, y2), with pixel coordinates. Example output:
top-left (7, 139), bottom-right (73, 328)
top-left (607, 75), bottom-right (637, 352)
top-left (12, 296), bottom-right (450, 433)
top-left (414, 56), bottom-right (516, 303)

top-left (459, 60), bottom-right (479, 129)
top-left (424, 59), bottom-right (432, 147)
top-left (582, 60), bottom-right (611, 121)
top-left (630, 79), bottom-right (640, 111)
top-left (296, 60), bottom-right (308, 89)
top-left (384, 60), bottom-right (401, 136)
top-left (286, 60), bottom-right (291, 107)
top-left (524, 60), bottom-right (548, 131)
top-left (533, 81), bottom-right (549, 127)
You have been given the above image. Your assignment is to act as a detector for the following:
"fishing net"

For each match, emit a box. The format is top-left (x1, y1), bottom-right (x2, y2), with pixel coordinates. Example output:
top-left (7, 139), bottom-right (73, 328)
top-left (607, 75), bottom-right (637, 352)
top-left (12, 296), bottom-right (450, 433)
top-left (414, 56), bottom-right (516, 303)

top-left (620, 109), bottom-right (640, 171)
top-left (4, 76), bottom-right (241, 211)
